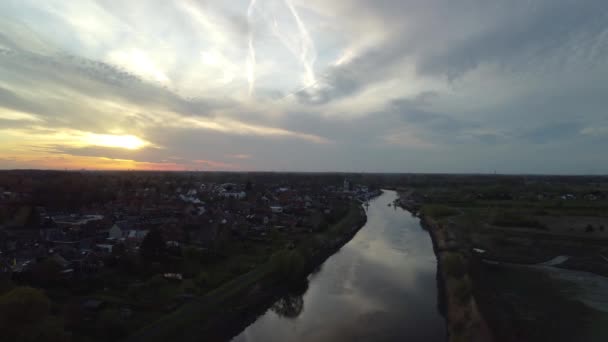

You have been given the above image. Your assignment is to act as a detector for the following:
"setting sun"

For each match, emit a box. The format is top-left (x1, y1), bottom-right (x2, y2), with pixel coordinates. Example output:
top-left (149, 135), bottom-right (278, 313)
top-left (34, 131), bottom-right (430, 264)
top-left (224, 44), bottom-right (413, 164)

top-left (85, 134), bottom-right (148, 150)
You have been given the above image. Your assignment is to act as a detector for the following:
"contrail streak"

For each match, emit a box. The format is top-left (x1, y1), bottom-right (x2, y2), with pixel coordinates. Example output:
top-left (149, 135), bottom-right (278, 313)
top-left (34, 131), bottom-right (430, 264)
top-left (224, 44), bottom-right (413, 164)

top-left (280, 78), bottom-right (322, 100)
top-left (284, 0), bottom-right (317, 87)
top-left (246, 0), bottom-right (257, 96)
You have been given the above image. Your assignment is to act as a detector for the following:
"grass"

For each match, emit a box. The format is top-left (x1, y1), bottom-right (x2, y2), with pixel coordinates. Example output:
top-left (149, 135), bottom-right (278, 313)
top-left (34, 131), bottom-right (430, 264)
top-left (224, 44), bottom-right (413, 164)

top-left (491, 210), bottom-right (547, 229)
top-left (465, 199), bottom-right (608, 217)
top-left (477, 266), bottom-right (608, 342)
top-left (421, 204), bottom-right (460, 218)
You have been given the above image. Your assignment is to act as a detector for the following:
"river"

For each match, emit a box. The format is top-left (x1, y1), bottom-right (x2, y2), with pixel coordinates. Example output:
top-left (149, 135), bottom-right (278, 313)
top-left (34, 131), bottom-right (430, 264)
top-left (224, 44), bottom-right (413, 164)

top-left (232, 190), bottom-right (446, 342)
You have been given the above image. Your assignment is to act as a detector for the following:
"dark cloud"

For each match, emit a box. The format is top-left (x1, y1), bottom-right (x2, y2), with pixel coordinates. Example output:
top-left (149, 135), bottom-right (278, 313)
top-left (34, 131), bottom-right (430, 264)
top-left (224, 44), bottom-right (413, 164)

top-left (0, 119), bottom-right (38, 129)
top-left (295, 66), bottom-right (361, 105)
top-left (0, 86), bottom-right (43, 115)
top-left (416, 1), bottom-right (608, 78)
top-left (296, 0), bottom-right (608, 107)
top-left (40, 145), bottom-right (166, 163)
top-left (389, 94), bottom-right (478, 142)
top-left (519, 122), bottom-right (583, 144)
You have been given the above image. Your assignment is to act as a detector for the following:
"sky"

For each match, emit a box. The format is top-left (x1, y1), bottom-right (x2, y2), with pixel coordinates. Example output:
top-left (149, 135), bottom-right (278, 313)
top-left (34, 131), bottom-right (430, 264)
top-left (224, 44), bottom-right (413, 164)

top-left (1, 0), bottom-right (607, 174)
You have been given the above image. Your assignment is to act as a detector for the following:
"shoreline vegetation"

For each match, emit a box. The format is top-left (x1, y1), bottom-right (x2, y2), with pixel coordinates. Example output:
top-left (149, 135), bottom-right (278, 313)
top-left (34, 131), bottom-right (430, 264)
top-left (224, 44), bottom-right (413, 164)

top-left (128, 201), bottom-right (369, 342)
top-left (398, 195), bottom-right (493, 342)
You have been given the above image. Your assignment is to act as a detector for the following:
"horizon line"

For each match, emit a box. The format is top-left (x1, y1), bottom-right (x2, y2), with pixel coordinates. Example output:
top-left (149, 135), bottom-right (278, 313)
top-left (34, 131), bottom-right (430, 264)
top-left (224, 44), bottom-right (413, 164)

top-left (0, 168), bottom-right (607, 177)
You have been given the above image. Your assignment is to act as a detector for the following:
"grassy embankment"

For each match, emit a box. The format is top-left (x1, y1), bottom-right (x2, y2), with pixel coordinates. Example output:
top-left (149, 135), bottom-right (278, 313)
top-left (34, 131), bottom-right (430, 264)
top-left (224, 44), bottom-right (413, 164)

top-left (419, 205), bottom-right (493, 342)
top-left (127, 202), bottom-right (365, 342)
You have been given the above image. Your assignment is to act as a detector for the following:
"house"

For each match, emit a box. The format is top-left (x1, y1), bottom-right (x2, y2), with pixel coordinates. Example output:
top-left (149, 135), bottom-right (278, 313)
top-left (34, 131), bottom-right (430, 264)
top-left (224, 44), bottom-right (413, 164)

top-left (163, 273), bottom-right (183, 281)
top-left (343, 179), bottom-right (351, 192)
top-left (1, 191), bottom-right (12, 200)
top-left (166, 241), bottom-right (180, 248)
top-left (561, 194), bottom-right (576, 200)
top-left (179, 194), bottom-right (202, 204)
top-left (49, 253), bottom-right (70, 269)
top-left (221, 191), bottom-right (246, 199)
top-left (96, 244), bottom-right (114, 253)
top-left (126, 230), bottom-right (148, 242)
top-left (52, 214), bottom-right (104, 228)
top-left (108, 222), bottom-right (129, 240)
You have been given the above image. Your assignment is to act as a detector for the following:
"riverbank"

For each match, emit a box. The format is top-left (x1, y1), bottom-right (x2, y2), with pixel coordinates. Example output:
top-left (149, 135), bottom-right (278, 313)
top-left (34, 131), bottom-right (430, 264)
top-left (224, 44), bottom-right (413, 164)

top-left (397, 185), bottom-right (608, 342)
top-left (397, 189), bottom-right (492, 341)
top-left (419, 214), bottom-right (494, 342)
top-left (127, 202), bottom-right (368, 342)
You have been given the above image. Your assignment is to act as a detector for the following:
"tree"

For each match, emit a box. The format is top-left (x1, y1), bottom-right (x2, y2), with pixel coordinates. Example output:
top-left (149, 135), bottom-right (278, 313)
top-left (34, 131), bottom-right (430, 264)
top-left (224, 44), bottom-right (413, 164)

top-left (140, 229), bottom-right (165, 262)
top-left (0, 287), bottom-right (50, 328)
top-left (271, 293), bottom-right (304, 319)
top-left (111, 242), bottom-right (127, 258)
top-left (182, 247), bottom-right (202, 277)
top-left (0, 287), bottom-right (67, 341)
top-left (25, 206), bottom-right (41, 228)
top-left (194, 271), bottom-right (209, 288)
top-left (270, 250), bottom-right (307, 284)
top-left (316, 220), bottom-right (329, 232)
top-left (30, 259), bottom-right (62, 287)
top-left (136, 275), bottom-right (172, 307)
top-left (64, 299), bottom-right (85, 331)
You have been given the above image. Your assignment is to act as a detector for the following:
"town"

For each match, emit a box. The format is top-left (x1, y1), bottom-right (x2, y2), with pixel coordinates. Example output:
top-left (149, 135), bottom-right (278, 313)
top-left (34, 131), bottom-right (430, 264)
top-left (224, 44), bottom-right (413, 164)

top-left (3, 171), bottom-right (608, 342)
top-left (0, 170), bottom-right (379, 341)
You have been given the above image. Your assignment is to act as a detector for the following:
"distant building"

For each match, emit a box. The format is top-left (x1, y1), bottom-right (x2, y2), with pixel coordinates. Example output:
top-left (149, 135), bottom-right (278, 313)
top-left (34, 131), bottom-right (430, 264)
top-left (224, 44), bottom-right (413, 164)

top-left (221, 191), bottom-right (246, 199)
top-left (96, 244), bottom-right (114, 253)
top-left (126, 229), bottom-right (148, 242)
top-left (270, 205), bottom-right (283, 213)
top-left (343, 179), bottom-right (351, 192)
top-left (108, 223), bottom-right (126, 240)
top-left (53, 214), bottom-right (104, 227)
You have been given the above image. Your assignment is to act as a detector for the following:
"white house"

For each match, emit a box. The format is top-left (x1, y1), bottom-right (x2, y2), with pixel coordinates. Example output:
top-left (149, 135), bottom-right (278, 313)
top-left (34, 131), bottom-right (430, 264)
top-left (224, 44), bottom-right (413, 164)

top-left (126, 230), bottom-right (148, 242)
top-left (108, 223), bottom-right (125, 240)
top-left (270, 205), bottom-right (283, 213)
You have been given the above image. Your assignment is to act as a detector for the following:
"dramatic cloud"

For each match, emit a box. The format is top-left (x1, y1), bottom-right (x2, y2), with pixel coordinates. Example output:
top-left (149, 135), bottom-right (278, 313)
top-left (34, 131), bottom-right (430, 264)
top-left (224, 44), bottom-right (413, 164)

top-left (1, 0), bottom-right (607, 173)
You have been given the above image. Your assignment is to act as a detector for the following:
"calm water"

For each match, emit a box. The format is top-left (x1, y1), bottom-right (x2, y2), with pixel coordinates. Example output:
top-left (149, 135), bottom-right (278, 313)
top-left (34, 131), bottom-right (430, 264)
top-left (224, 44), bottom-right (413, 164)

top-left (232, 190), bottom-right (446, 342)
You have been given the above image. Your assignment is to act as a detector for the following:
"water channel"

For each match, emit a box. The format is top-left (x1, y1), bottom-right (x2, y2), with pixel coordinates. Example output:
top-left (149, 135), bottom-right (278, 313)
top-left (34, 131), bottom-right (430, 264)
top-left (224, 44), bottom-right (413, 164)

top-left (232, 190), bottom-right (446, 342)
